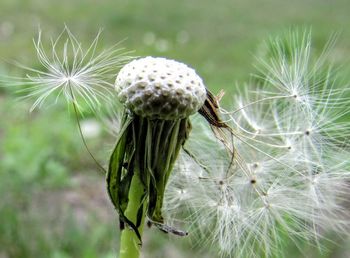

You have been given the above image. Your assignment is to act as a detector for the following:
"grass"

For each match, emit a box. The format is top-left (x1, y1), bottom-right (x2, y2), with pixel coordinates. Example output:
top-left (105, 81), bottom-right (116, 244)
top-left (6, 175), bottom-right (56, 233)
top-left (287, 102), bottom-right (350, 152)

top-left (1, 0), bottom-right (350, 257)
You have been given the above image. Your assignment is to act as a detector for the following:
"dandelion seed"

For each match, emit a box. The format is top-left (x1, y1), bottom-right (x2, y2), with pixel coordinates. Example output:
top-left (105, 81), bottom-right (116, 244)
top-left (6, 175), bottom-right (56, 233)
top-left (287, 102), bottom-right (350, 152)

top-left (5, 26), bottom-right (132, 112)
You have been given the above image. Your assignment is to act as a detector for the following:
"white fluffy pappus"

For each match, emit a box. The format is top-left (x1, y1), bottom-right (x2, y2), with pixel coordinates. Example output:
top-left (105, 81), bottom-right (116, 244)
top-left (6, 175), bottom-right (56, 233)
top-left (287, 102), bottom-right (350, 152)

top-left (164, 31), bottom-right (350, 257)
top-left (4, 26), bottom-right (132, 112)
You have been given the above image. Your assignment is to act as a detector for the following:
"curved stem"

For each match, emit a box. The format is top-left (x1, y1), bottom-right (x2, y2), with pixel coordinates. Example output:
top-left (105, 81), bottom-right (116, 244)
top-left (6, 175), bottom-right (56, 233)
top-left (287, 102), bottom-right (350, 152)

top-left (119, 170), bottom-right (146, 258)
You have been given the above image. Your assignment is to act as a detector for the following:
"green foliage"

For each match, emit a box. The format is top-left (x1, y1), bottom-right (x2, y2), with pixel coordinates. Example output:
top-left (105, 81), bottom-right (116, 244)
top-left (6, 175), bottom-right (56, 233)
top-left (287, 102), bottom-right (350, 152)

top-left (0, 99), bottom-right (116, 257)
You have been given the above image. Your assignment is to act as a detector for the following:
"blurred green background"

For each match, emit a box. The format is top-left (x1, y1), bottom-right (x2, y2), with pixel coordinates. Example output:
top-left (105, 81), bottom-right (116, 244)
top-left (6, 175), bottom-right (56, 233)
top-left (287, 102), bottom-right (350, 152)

top-left (0, 0), bottom-right (350, 257)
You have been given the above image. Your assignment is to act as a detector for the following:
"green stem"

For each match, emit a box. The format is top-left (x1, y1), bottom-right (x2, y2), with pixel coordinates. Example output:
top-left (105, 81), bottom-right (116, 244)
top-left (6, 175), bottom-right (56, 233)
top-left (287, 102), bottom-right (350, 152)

top-left (119, 170), bottom-right (146, 258)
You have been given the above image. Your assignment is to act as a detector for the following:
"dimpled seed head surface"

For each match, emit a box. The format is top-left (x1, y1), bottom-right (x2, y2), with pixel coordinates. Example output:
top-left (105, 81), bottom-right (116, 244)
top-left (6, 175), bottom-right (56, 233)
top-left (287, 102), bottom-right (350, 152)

top-left (115, 57), bottom-right (207, 120)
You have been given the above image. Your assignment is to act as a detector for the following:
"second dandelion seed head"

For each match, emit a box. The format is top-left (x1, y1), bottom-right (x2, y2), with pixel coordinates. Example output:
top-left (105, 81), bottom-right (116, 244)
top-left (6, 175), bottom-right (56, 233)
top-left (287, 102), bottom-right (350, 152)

top-left (115, 56), bottom-right (207, 120)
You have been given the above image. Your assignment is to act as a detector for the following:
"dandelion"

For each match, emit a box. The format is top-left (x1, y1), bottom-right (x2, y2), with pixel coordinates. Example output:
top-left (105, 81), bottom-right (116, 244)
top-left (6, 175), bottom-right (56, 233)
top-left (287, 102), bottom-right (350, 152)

top-left (164, 31), bottom-right (350, 257)
top-left (9, 27), bottom-right (350, 258)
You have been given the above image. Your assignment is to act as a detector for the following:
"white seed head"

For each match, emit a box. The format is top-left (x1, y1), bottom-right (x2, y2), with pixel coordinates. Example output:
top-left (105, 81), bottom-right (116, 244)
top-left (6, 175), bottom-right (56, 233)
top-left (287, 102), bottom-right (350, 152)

top-left (115, 56), bottom-right (206, 120)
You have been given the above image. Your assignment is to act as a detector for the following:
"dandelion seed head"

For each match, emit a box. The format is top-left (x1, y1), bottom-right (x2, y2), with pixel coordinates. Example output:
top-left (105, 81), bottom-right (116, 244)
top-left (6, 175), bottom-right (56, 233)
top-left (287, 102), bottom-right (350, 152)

top-left (165, 30), bottom-right (350, 257)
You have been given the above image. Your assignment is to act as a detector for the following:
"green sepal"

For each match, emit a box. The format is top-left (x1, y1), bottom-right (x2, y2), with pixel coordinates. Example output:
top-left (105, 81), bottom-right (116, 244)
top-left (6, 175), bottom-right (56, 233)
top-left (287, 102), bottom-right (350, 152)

top-left (106, 113), bottom-right (143, 242)
top-left (146, 118), bottom-right (191, 224)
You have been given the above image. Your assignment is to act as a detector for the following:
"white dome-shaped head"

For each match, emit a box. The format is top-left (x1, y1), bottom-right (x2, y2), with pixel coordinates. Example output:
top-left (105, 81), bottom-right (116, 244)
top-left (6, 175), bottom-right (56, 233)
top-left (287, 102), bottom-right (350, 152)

top-left (115, 57), bottom-right (206, 120)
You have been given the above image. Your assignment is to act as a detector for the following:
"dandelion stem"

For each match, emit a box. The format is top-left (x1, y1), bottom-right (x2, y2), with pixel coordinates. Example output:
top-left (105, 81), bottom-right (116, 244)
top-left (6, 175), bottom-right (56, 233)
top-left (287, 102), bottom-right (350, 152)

top-left (119, 170), bottom-right (146, 258)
